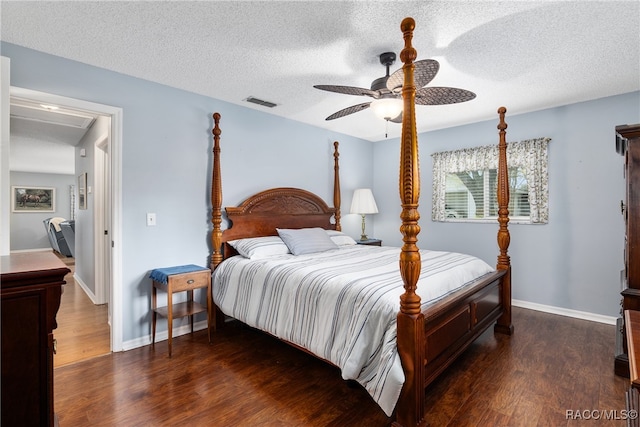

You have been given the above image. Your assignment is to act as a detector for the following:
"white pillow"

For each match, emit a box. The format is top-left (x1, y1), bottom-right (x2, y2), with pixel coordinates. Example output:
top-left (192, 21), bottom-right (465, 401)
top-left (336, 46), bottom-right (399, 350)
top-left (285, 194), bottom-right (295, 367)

top-left (227, 236), bottom-right (290, 259)
top-left (325, 230), bottom-right (357, 246)
top-left (276, 227), bottom-right (339, 255)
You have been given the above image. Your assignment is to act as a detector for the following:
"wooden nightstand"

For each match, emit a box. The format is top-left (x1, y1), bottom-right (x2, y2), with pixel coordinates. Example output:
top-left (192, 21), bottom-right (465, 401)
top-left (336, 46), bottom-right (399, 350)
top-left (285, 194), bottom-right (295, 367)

top-left (150, 265), bottom-right (212, 357)
top-left (357, 238), bottom-right (382, 246)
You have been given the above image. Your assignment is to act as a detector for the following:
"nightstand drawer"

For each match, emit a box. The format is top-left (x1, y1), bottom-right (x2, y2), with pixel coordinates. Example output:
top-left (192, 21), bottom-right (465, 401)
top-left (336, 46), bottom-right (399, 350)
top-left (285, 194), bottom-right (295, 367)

top-left (166, 270), bottom-right (210, 292)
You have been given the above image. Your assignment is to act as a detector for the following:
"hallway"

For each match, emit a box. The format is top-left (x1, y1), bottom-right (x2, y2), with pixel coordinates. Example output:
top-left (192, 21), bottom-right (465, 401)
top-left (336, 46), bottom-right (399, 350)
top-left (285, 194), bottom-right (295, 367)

top-left (54, 253), bottom-right (110, 368)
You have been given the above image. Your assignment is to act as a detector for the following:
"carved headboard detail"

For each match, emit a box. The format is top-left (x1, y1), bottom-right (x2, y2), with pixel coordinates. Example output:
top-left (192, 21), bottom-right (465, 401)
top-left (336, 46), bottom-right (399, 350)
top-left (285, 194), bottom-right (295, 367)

top-left (220, 187), bottom-right (338, 255)
top-left (226, 187), bottom-right (335, 217)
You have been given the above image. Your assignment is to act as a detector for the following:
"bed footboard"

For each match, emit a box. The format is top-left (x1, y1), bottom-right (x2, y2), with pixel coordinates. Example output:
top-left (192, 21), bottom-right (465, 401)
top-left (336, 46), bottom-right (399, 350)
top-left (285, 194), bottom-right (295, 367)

top-left (422, 270), bottom-right (507, 385)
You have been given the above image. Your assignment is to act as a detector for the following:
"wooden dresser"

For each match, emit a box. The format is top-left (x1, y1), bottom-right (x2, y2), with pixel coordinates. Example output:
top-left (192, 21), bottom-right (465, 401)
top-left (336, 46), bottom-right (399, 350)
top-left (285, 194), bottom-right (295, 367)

top-left (1, 252), bottom-right (70, 427)
top-left (615, 124), bottom-right (640, 378)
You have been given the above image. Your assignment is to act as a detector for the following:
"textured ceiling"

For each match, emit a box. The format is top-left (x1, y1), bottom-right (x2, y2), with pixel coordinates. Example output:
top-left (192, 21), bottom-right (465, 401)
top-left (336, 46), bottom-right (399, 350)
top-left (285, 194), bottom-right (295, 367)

top-left (2, 1), bottom-right (639, 142)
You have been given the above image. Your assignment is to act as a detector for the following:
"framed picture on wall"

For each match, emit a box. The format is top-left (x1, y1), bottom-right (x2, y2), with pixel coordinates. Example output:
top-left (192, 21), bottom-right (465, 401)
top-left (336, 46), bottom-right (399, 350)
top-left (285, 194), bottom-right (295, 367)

top-left (78, 172), bottom-right (87, 210)
top-left (12, 186), bottom-right (55, 212)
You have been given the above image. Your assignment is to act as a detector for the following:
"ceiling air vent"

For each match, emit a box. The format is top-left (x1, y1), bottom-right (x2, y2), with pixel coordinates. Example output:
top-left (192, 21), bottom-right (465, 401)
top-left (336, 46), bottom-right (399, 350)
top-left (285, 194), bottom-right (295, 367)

top-left (244, 96), bottom-right (277, 108)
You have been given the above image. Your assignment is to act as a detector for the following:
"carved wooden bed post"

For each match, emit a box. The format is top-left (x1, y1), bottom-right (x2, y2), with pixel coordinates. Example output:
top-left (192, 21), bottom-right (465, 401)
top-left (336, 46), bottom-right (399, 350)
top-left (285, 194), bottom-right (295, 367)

top-left (211, 112), bottom-right (223, 271)
top-left (494, 107), bottom-right (514, 335)
top-left (393, 17), bottom-right (426, 427)
top-left (333, 141), bottom-right (342, 231)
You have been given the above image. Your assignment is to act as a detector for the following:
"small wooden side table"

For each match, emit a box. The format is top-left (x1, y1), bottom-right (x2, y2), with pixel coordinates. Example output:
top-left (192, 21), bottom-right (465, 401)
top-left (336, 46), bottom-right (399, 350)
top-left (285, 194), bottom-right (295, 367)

top-left (150, 265), bottom-right (212, 357)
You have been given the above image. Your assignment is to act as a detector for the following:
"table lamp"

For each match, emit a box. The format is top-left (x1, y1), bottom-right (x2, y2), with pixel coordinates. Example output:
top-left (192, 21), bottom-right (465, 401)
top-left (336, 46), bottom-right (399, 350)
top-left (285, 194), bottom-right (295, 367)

top-left (350, 188), bottom-right (378, 241)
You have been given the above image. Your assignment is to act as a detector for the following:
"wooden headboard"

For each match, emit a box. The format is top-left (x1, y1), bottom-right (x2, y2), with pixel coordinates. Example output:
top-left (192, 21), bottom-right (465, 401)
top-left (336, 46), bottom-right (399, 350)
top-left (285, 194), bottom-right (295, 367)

top-left (222, 187), bottom-right (338, 242)
top-left (210, 131), bottom-right (342, 268)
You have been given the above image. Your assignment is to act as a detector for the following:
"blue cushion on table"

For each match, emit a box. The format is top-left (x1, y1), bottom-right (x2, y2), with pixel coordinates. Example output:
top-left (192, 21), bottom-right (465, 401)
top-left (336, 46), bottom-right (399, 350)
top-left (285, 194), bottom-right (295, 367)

top-left (149, 264), bottom-right (208, 284)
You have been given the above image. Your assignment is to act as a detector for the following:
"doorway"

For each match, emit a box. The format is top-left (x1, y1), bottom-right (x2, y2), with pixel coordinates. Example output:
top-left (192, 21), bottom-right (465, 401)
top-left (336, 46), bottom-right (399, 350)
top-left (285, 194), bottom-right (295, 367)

top-left (53, 253), bottom-right (110, 367)
top-left (7, 86), bottom-right (123, 353)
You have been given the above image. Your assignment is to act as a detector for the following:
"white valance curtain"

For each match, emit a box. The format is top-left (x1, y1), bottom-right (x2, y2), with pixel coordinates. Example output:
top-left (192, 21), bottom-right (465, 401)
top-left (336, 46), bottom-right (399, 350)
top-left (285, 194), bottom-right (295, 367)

top-left (431, 137), bottom-right (551, 223)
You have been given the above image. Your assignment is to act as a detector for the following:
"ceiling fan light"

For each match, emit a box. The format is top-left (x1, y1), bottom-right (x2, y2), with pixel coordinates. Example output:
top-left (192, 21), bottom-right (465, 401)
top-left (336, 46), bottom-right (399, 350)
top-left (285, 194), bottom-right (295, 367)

top-left (370, 98), bottom-right (403, 121)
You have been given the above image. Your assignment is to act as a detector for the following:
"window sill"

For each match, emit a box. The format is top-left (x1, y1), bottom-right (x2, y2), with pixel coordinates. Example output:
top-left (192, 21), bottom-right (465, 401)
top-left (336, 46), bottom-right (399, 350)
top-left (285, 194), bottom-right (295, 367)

top-left (434, 217), bottom-right (541, 225)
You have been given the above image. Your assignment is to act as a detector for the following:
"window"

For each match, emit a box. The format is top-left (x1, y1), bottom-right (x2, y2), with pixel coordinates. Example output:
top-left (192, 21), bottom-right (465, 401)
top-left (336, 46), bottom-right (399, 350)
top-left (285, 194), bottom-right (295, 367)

top-left (432, 137), bottom-right (550, 224)
top-left (444, 167), bottom-right (530, 220)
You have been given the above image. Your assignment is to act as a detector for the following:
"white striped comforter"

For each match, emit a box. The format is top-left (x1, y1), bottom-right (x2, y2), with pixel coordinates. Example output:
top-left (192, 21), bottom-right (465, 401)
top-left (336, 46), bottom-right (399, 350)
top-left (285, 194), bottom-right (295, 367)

top-left (212, 245), bottom-right (494, 416)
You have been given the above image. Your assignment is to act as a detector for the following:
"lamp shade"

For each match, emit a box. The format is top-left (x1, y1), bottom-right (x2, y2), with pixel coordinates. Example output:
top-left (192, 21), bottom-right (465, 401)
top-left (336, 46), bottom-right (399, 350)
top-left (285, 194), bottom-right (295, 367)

top-left (350, 188), bottom-right (378, 214)
top-left (370, 97), bottom-right (403, 121)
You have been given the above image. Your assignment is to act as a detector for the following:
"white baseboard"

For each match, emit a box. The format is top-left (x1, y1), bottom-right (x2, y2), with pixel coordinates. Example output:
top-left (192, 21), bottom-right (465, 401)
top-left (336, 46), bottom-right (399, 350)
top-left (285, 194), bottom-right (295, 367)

top-left (513, 299), bottom-right (617, 325)
top-left (73, 273), bottom-right (100, 305)
top-left (122, 319), bottom-right (209, 351)
top-left (10, 248), bottom-right (53, 253)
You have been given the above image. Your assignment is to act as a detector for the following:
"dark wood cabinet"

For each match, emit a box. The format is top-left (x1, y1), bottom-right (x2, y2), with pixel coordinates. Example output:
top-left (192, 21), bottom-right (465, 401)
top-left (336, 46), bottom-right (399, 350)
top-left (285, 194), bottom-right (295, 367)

top-left (1, 252), bottom-right (70, 427)
top-left (615, 124), bottom-right (640, 378)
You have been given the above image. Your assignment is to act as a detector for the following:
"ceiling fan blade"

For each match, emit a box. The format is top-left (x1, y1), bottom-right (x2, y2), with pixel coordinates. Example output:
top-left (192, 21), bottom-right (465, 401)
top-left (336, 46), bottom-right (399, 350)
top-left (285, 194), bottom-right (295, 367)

top-left (314, 85), bottom-right (378, 98)
top-left (325, 102), bottom-right (371, 120)
top-left (386, 59), bottom-right (440, 92)
top-left (415, 87), bottom-right (476, 105)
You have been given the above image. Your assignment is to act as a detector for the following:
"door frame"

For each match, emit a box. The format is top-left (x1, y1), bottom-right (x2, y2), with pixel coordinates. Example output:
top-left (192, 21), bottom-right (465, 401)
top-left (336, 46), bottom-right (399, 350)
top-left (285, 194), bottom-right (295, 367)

top-left (9, 86), bottom-right (124, 352)
top-left (94, 133), bottom-right (110, 305)
top-left (1, 56), bottom-right (11, 256)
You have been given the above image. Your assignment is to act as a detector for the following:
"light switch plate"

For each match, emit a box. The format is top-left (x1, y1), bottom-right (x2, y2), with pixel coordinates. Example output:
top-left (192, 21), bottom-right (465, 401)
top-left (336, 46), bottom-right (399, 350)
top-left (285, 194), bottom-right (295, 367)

top-left (146, 213), bottom-right (156, 226)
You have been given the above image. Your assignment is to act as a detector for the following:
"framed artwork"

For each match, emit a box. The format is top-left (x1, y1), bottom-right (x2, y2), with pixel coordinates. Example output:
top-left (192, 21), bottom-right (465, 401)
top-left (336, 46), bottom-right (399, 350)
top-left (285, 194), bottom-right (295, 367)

top-left (12, 186), bottom-right (55, 212)
top-left (78, 173), bottom-right (87, 210)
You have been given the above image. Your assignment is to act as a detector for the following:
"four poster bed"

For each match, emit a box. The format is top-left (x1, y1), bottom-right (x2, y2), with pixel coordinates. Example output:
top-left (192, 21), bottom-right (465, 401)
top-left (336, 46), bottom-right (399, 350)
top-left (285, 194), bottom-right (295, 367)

top-left (208, 17), bottom-right (513, 427)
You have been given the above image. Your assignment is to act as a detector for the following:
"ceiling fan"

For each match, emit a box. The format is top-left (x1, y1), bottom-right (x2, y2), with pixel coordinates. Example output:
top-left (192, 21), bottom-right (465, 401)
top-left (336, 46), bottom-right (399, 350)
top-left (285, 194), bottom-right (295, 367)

top-left (314, 52), bottom-right (476, 122)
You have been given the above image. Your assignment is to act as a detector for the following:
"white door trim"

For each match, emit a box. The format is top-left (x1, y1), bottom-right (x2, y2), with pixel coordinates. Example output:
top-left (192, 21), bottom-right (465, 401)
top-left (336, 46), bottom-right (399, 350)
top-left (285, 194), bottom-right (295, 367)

top-left (94, 132), bottom-right (109, 305)
top-left (1, 57), bottom-right (11, 256)
top-left (9, 86), bottom-right (124, 352)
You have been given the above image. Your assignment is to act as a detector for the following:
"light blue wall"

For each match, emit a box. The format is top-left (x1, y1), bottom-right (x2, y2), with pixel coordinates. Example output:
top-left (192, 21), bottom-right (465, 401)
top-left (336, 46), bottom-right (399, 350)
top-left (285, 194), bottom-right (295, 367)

top-left (2, 42), bottom-right (373, 343)
top-left (373, 92), bottom-right (640, 317)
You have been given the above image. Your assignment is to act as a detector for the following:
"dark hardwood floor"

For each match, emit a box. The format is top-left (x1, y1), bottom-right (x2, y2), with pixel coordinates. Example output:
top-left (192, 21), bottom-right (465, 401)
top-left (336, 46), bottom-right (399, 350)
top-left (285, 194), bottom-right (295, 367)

top-left (54, 307), bottom-right (630, 426)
